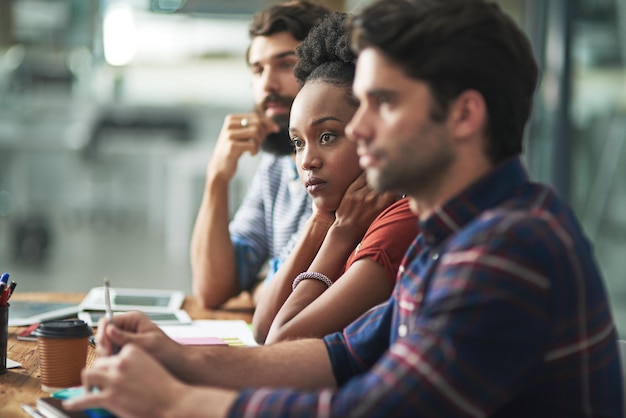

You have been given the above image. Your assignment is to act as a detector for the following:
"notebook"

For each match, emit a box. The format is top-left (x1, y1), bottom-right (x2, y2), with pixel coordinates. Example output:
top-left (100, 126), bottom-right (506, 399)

top-left (36, 397), bottom-right (113, 418)
top-left (35, 387), bottom-right (116, 418)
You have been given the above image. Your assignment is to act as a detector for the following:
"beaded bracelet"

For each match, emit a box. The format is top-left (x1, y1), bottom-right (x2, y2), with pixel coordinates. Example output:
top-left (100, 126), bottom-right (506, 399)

top-left (292, 272), bottom-right (333, 291)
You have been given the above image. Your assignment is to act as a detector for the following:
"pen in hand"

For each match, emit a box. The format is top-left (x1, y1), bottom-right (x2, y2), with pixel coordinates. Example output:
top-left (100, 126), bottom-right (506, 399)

top-left (103, 277), bottom-right (120, 355)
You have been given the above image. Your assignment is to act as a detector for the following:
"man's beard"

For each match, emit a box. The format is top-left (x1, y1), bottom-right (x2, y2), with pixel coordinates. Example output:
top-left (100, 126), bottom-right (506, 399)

top-left (256, 94), bottom-right (295, 156)
top-left (261, 122), bottom-right (294, 156)
top-left (369, 124), bottom-right (453, 196)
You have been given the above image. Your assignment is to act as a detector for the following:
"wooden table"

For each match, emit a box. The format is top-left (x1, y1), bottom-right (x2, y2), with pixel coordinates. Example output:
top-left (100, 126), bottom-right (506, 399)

top-left (0, 292), bottom-right (254, 417)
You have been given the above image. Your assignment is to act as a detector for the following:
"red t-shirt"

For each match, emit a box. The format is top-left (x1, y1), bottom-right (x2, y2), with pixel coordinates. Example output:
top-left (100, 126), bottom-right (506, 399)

top-left (343, 198), bottom-right (419, 284)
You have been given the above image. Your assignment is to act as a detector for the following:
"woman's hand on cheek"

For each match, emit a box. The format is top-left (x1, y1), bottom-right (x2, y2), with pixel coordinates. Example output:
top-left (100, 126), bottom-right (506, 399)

top-left (334, 172), bottom-right (396, 238)
top-left (310, 199), bottom-right (337, 225)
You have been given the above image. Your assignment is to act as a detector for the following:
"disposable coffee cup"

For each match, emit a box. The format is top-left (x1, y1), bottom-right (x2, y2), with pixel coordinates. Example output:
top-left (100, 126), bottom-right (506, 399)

top-left (35, 319), bottom-right (92, 392)
top-left (0, 304), bottom-right (8, 374)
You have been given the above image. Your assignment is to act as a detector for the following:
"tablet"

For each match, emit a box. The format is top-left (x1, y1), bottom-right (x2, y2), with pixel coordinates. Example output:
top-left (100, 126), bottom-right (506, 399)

top-left (8, 300), bottom-right (81, 326)
top-left (78, 310), bottom-right (192, 326)
top-left (79, 287), bottom-right (185, 312)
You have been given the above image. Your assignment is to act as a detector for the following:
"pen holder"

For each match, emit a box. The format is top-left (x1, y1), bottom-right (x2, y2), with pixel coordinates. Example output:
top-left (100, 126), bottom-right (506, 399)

top-left (0, 304), bottom-right (8, 374)
top-left (35, 319), bottom-right (92, 392)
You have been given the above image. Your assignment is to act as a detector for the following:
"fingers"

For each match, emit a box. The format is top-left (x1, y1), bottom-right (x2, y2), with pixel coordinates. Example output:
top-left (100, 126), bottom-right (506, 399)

top-left (377, 191), bottom-right (398, 207)
top-left (95, 322), bottom-right (127, 357)
top-left (64, 344), bottom-right (180, 417)
top-left (95, 311), bottom-right (156, 357)
top-left (335, 172), bottom-right (398, 229)
top-left (342, 172), bottom-right (375, 202)
top-left (346, 172), bottom-right (395, 209)
top-left (211, 114), bottom-right (260, 163)
top-left (63, 391), bottom-right (103, 411)
top-left (95, 318), bottom-right (113, 357)
top-left (224, 114), bottom-right (275, 148)
top-left (209, 113), bottom-right (278, 179)
top-left (63, 356), bottom-right (120, 411)
top-left (344, 172), bottom-right (369, 193)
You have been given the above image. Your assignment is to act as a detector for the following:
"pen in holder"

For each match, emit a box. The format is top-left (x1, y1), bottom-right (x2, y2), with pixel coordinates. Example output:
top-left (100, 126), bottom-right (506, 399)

top-left (0, 303), bottom-right (8, 374)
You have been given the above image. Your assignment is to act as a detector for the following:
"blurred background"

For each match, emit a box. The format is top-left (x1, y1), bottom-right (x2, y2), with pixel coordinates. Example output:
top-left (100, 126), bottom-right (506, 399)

top-left (0, 0), bottom-right (625, 336)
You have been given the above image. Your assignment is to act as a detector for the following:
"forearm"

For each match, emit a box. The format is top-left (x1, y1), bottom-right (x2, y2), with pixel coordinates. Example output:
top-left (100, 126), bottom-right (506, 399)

top-left (63, 341), bottom-right (240, 418)
top-left (175, 339), bottom-right (336, 390)
top-left (190, 175), bottom-right (238, 308)
top-left (307, 223), bottom-right (363, 281)
top-left (167, 387), bottom-right (238, 418)
top-left (252, 216), bottom-right (332, 343)
top-left (265, 224), bottom-right (363, 343)
top-left (269, 267), bottom-right (392, 346)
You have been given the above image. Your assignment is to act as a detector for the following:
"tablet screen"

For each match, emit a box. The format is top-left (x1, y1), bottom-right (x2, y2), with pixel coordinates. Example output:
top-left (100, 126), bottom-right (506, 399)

top-left (79, 287), bottom-right (185, 312)
top-left (78, 310), bottom-right (191, 326)
top-left (8, 301), bottom-right (80, 326)
top-left (112, 295), bottom-right (170, 307)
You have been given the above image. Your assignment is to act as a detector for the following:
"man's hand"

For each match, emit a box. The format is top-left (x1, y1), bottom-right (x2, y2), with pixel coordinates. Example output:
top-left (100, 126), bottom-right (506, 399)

top-left (208, 113), bottom-right (280, 181)
top-left (65, 344), bottom-right (188, 418)
top-left (96, 311), bottom-right (181, 373)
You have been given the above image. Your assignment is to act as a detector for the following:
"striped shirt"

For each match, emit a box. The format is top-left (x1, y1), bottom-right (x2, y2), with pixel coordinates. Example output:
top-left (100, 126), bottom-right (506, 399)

top-left (229, 157), bottom-right (622, 417)
top-left (229, 153), bottom-right (312, 292)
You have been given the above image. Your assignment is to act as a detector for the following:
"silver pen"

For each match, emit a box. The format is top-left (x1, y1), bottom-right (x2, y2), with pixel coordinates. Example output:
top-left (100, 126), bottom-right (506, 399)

top-left (103, 277), bottom-right (120, 354)
top-left (104, 277), bottom-right (114, 323)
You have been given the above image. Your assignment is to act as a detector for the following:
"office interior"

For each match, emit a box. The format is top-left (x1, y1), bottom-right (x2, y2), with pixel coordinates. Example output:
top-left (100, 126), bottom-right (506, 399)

top-left (0, 0), bottom-right (625, 336)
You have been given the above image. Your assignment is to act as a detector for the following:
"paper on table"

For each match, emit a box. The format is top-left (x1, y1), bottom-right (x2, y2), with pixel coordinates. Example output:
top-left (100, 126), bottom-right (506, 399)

top-left (159, 320), bottom-right (257, 347)
top-left (7, 358), bottom-right (21, 368)
top-left (173, 336), bottom-right (228, 346)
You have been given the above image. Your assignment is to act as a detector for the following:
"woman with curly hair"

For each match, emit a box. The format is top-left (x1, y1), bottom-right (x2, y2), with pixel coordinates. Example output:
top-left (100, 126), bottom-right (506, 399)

top-left (252, 12), bottom-right (419, 344)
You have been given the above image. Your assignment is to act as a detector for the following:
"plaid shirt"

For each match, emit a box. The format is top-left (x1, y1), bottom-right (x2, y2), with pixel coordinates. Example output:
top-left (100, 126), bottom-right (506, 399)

top-left (230, 157), bottom-right (622, 417)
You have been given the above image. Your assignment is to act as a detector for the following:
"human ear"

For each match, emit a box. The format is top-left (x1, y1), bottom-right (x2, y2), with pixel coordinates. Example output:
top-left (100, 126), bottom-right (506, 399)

top-left (446, 90), bottom-right (486, 140)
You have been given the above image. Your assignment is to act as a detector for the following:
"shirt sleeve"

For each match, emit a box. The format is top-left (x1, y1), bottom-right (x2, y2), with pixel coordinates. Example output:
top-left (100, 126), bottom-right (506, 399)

top-left (228, 301), bottom-right (396, 418)
top-left (344, 199), bottom-right (418, 284)
top-left (230, 236), bottom-right (263, 292)
top-left (229, 156), bottom-right (271, 291)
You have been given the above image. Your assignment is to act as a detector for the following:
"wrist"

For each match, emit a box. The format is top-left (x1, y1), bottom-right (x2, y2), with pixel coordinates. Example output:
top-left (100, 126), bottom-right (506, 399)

top-left (164, 386), bottom-right (235, 418)
top-left (292, 272), bottom-right (333, 290)
top-left (205, 170), bottom-right (231, 193)
top-left (326, 222), bottom-right (364, 248)
top-left (308, 212), bottom-right (335, 230)
top-left (207, 164), bottom-right (232, 180)
top-left (161, 385), bottom-right (188, 418)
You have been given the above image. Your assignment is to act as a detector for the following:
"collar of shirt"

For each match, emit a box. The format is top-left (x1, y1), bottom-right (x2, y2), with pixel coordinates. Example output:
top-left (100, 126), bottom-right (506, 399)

top-left (418, 156), bottom-right (529, 249)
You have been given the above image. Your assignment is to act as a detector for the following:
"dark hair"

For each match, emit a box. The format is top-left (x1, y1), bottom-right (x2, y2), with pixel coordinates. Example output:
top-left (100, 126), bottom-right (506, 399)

top-left (249, 1), bottom-right (330, 41)
top-left (294, 12), bottom-right (356, 97)
top-left (349, 0), bottom-right (539, 164)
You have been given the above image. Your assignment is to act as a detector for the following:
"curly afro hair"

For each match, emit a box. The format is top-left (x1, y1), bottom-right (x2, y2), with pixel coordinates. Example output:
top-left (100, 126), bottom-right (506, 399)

top-left (294, 12), bottom-right (355, 89)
